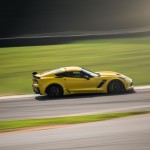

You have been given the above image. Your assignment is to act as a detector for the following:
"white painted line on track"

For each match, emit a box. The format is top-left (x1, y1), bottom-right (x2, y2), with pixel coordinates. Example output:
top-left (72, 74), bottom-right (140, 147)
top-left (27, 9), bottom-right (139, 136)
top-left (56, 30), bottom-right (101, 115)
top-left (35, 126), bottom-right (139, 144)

top-left (134, 85), bottom-right (150, 90)
top-left (0, 94), bottom-right (36, 100)
top-left (0, 85), bottom-right (149, 100)
top-left (55, 105), bottom-right (150, 118)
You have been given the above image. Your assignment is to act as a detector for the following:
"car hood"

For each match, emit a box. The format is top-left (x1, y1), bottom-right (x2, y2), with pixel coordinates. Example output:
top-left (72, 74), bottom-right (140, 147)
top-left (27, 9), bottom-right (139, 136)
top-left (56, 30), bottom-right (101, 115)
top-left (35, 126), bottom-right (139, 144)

top-left (97, 71), bottom-right (132, 81)
top-left (97, 71), bottom-right (120, 76)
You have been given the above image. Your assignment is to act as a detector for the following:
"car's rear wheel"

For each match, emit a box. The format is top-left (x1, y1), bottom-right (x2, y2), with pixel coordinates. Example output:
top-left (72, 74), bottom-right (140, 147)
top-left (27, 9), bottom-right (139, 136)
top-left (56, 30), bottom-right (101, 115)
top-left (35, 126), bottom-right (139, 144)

top-left (108, 80), bottom-right (125, 94)
top-left (46, 84), bottom-right (63, 98)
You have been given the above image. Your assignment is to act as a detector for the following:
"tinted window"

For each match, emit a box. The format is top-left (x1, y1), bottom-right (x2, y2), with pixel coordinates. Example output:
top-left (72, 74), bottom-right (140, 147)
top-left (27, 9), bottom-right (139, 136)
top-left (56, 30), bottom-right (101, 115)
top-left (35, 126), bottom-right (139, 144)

top-left (55, 72), bottom-right (67, 77)
top-left (82, 68), bottom-right (99, 77)
top-left (66, 71), bottom-right (91, 78)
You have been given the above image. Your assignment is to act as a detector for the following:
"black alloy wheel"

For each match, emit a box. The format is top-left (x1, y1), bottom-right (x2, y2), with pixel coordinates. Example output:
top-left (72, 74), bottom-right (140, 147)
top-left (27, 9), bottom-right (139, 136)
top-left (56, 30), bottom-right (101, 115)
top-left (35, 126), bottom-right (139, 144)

top-left (108, 80), bottom-right (125, 94)
top-left (47, 85), bottom-right (63, 98)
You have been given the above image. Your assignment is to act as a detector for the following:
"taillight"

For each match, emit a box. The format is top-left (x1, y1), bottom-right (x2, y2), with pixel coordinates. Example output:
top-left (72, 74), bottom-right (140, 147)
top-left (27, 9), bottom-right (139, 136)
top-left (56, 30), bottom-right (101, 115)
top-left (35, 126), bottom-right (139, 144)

top-left (33, 79), bottom-right (38, 84)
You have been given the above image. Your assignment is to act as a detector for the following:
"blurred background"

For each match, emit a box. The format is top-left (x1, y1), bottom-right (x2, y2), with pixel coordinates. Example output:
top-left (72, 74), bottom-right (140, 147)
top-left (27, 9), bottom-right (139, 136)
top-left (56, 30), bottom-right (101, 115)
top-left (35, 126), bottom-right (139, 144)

top-left (1, 0), bottom-right (150, 37)
top-left (0, 0), bottom-right (150, 95)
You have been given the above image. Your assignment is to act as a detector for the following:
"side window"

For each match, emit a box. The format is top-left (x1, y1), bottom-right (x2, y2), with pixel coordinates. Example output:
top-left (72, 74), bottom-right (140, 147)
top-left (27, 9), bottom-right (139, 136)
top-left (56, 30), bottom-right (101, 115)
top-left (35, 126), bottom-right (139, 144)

top-left (66, 71), bottom-right (91, 78)
top-left (66, 72), bottom-right (74, 77)
top-left (81, 71), bottom-right (92, 78)
top-left (55, 72), bottom-right (67, 77)
top-left (72, 71), bottom-right (82, 78)
top-left (66, 71), bottom-right (81, 78)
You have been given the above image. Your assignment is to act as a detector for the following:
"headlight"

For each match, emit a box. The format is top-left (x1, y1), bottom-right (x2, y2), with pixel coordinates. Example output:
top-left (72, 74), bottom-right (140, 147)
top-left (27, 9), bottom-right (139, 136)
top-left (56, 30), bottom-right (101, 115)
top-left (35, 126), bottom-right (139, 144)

top-left (125, 78), bottom-right (132, 83)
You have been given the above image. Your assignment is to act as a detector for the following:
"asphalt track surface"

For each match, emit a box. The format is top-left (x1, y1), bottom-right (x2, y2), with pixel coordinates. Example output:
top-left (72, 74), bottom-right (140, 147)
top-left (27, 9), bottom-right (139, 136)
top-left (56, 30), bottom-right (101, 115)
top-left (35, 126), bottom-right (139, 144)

top-left (0, 88), bottom-right (150, 120)
top-left (0, 114), bottom-right (150, 150)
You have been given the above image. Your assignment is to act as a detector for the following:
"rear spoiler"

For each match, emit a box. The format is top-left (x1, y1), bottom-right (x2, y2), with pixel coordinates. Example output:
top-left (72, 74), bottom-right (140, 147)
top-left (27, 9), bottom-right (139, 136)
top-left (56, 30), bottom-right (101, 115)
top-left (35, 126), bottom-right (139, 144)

top-left (32, 72), bottom-right (38, 77)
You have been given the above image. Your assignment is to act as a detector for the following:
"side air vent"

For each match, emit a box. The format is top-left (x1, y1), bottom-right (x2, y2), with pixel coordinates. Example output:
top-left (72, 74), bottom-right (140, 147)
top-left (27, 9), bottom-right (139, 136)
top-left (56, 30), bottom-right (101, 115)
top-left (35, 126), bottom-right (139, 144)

top-left (97, 80), bottom-right (107, 88)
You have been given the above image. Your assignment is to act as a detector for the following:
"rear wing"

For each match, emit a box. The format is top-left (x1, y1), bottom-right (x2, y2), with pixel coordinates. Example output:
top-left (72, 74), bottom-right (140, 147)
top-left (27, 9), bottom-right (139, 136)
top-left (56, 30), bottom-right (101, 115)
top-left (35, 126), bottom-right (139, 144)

top-left (32, 72), bottom-right (38, 78)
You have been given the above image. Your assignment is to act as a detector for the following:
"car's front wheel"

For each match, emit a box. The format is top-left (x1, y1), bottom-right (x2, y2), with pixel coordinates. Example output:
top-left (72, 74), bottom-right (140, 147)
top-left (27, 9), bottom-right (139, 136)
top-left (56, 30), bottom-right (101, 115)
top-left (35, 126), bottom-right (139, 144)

top-left (108, 80), bottom-right (125, 94)
top-left (46, 84), bottom-right (63, 98)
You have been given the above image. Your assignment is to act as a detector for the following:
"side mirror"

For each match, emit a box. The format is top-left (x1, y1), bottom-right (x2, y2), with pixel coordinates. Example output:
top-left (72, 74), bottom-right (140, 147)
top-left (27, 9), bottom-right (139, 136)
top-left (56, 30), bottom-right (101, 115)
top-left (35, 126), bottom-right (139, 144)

top-left (84, 75), bottom-right (90, 80)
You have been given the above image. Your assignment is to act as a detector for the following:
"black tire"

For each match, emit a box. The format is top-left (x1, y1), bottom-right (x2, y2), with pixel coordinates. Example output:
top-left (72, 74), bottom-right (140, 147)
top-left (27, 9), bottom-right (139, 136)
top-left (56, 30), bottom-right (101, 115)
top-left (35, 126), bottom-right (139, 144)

top-left (108, 80), bottom-right (125, 94)
top-left (46, 84), bottom-right (63, 98)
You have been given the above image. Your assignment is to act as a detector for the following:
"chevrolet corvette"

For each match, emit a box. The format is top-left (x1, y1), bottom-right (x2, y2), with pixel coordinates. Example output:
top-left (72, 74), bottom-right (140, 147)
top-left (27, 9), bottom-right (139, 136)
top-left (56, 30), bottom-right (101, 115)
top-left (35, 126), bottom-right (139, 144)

top-left (32, 66), bottom-right (133, 97)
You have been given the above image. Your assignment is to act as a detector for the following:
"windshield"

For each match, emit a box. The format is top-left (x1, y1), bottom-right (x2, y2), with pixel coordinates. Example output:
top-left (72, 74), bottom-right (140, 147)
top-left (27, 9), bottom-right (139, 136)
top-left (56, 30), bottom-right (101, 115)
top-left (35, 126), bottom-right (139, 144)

top-left (82, 68), bottom-right (100, 77)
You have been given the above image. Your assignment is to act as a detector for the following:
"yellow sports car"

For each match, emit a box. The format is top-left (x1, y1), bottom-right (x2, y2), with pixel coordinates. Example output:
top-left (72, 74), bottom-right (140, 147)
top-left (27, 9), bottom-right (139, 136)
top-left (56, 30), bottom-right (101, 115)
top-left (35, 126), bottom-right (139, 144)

top-left (32, 66), bottom-right (133, 97)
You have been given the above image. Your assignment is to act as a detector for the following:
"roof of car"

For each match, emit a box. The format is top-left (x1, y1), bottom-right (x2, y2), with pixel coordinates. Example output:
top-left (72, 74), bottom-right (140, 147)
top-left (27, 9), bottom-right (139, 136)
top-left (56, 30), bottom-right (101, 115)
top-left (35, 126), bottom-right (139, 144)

top-left (63, 66), bottom-right (82, 72)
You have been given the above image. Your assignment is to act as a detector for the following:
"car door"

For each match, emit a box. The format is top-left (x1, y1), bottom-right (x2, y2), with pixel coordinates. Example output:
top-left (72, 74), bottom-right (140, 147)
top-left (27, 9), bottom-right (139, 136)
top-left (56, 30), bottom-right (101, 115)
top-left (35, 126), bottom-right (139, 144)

top-left (65, 71), bottom-right (97, 93)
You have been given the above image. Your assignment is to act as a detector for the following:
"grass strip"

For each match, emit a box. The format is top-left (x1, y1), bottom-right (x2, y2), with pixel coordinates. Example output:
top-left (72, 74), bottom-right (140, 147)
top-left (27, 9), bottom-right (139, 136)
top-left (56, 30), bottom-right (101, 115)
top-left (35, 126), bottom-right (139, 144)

top-left (0, 111), bottom-right (150, 132)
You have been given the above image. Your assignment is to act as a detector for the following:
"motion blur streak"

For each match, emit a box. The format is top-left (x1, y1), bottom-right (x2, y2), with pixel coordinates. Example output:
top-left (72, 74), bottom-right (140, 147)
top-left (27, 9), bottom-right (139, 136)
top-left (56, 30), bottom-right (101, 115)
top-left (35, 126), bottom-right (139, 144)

top-left (0, 26), bottom-right (150, 40)
top-left (1, 0), bottom-right (150, 38)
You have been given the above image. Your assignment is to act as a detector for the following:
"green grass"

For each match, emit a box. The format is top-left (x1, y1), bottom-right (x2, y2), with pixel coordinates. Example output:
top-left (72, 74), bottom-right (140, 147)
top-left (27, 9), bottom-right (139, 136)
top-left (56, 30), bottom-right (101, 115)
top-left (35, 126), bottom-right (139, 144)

top-left (0, 111), bottom-right (149, 132)
top-left (0, 37), bottom-right (150, 95)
